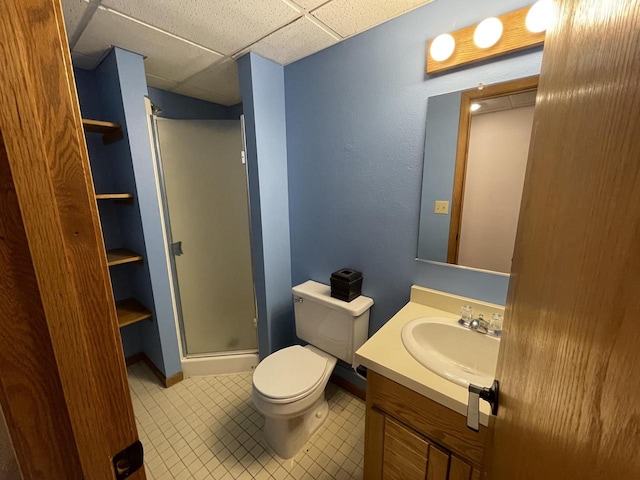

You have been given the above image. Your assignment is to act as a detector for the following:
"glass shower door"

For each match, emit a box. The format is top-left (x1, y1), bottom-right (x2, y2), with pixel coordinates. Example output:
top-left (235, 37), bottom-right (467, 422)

top-left (155, 118), bottom-right (257, 355)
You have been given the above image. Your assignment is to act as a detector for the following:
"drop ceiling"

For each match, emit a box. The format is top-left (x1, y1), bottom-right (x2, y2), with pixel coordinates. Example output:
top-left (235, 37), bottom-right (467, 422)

top-left (62, 0), bottom-right (435, 106)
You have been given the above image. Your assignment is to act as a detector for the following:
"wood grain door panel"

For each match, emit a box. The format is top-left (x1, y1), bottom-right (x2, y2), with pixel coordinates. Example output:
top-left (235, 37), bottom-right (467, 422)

top-left (483, 0), bottom-right (640, 478)
top-left (0, 0), bottom-right (145, 477)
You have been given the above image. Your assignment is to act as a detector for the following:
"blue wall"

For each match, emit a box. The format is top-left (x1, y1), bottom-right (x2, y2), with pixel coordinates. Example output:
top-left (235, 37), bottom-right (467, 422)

top-left (110, 49), bottom-right (182, 377)
top-left (147, 86), bottom-right (242, 120)
top-left (75, 49), bottom-right (182, 378)
top-left (238, 53), bottom-right (294, 358)
top-left (284, 0), bottom-right (542, 345)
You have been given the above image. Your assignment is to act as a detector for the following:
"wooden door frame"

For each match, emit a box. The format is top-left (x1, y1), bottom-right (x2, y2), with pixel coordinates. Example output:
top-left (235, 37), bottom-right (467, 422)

top-left (0, 0), bottom-right (144, 478)
top-left (447, 75), bottom-right (539, 264)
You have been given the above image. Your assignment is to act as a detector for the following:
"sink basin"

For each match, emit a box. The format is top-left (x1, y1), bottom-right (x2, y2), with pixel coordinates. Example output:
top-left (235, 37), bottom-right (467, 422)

top-left (401, 317), bottom-right (499, 388)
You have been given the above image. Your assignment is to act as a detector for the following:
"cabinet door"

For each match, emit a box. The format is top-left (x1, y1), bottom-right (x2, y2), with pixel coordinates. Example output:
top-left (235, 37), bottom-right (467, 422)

top-left (426, 444), bottom-right (449, 480)
top-left (448, 455), bottom-right (474, 480)
top-left (364, 407), bottom-right (386, 479)
top-left (383, 417), bottom-right (429, 480)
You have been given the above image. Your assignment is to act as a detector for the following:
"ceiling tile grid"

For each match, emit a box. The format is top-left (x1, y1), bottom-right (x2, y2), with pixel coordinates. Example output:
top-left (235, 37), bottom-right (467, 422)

top-left (64, 0), bottom-right (435, 106)
top-left (101, 0), bottom-right (301, 55)
top-left (286, 0), bottom-right (332, 12)
top-left (311, 0), bottom-right (434, 39)
top-left (75, 7), bottom-right (224, 83)
top-left (234, 16), bottom-right (339, 66)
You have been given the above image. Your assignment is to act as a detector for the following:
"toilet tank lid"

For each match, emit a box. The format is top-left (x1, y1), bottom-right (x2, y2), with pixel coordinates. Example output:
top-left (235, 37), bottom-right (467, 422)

top-left (292, 280), bottom-right (373, 316)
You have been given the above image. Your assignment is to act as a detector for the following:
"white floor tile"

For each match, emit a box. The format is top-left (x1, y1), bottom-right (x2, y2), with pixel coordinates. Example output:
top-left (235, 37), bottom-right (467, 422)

top-left (127, 362), bottom-right (365, 479)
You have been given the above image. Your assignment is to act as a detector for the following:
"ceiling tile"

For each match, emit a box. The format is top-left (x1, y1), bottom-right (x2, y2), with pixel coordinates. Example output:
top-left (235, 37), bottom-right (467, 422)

top-left (146, 74), bottom-right (178, 91)
top-left (101, 0), bottom-right (301, 55)
top-left (172, 84), bottom-right (240, 107)
top-left (288, 0), bottom-right (329, 11)
top-left (74, 7), bottom-right (223, 82)
top-left (61, 0), bottom-right (89, 41)
top-left (237, 17), bottom-right (339, 65)
top-left (312, 0), bottom-right (433, 38)
top-left (174, 58), bottom-right (241, 105)
top-left (71, 51), bottom-right (101, 70)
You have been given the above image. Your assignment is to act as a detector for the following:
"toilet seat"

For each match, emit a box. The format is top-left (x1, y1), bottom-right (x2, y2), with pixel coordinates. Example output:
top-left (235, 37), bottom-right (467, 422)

top-left (253, 345), bottom-right (329, 402)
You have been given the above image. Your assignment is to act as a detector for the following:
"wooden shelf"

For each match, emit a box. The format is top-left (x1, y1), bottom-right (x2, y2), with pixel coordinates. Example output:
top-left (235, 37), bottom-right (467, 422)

top-left (106, 248), bottom-right (143, 267)
top-left (96, 193), bottom-right (134, 200)
top-left (82, 119), bottom-right (123, 145)
top-left (116, 298), bottom-right (152, 328)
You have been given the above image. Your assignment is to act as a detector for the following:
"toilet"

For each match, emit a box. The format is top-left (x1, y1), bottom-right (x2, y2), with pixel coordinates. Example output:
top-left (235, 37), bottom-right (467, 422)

top-left (252, 280), bottom-right (374, 459)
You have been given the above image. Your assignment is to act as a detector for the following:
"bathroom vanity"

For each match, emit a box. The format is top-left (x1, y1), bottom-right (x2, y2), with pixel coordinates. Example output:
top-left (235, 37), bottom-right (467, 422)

top-left (355, 286), bottom-right (504, 479)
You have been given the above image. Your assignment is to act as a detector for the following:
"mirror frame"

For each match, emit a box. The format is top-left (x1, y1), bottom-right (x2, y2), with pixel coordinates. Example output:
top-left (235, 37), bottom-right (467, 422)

top-left (446, 75), bottom-right (539, 264)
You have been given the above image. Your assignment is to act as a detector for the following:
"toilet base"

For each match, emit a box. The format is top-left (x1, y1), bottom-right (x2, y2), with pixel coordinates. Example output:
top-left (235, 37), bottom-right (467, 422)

top-left (263, 394), bottom-right (329, 459)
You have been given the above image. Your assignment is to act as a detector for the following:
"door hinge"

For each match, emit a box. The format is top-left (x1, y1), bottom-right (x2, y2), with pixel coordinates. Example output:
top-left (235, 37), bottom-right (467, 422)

top-left (241, 150), bottom-right (246, 164)
top-left (112, 440), bottom-right (144, 479)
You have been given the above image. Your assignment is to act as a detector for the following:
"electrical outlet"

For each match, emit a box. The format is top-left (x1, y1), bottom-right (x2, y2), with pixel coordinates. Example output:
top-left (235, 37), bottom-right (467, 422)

top-left (434, 200), bottom-right (449, 214)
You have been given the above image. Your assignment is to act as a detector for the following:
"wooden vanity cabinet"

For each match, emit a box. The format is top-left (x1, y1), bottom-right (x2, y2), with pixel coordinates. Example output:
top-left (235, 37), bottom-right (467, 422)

top-left (364, 371), bottom-right (486, 480)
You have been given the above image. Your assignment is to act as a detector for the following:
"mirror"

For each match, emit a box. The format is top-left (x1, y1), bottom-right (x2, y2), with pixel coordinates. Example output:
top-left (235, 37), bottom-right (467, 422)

top-left (418, 77), bottom-right (538, 274)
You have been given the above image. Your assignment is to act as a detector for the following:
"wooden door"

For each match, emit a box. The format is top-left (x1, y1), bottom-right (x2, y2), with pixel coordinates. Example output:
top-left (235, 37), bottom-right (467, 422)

top-left (483, 0), bottom-right (640, 478)
top-left (0, 0), bottom-right (145, 478)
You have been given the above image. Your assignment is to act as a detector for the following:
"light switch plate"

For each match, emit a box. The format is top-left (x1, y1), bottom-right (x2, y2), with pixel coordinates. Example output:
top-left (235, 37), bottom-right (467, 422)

top-left (434, 200), bottom-right (449, 214)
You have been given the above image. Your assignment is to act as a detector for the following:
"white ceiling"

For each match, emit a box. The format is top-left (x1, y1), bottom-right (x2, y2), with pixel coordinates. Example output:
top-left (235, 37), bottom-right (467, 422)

top-left (62, 0), bottom-right (435, 106)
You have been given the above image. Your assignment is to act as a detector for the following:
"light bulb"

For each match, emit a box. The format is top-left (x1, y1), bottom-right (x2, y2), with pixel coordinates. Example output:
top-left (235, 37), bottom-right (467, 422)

top-left (470, 103), bottom-right (481, 112)
top-left (474, 17), bottom-right (503, 48)
top-left (430, 34), bottom-right (455, 61)
top-left (526, 0), bottom-right (552, 33)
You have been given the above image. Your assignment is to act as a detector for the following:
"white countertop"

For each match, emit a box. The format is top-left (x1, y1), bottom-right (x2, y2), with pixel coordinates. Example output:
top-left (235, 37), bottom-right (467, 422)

top-left (355, 285), bottom-right (504, 427)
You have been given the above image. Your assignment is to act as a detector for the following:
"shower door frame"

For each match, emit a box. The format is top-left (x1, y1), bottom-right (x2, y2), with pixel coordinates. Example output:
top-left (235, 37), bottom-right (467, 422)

top-left (146, 103), bottom-right (259, 359)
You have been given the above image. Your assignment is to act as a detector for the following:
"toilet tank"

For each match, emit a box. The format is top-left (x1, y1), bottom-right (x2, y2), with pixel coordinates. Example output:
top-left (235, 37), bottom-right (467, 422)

top-left (292, 280), bottom-right (374, 365)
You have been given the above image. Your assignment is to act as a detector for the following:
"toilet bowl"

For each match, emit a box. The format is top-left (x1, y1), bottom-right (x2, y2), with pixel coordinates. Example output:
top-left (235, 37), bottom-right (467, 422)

top-left (252, 345), bottom-right (337, 459)
top-left (251, 280), bottom-right (374, 459)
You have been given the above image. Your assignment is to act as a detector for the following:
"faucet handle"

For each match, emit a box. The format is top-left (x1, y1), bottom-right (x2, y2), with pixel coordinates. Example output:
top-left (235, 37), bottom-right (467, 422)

top-left (461, 305), bottom-right (473, 322)
top-left (490, 313), bottom-right (503, 331)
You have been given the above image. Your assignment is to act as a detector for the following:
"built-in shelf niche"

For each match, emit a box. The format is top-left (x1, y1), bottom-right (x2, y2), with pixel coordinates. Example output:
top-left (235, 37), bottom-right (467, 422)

top-left (116, 298), bottom-right (153, 328)
top-left (82, 118), bottom-right (124, 145)
top-left (96, 193), bottom-right (134, 200)
top-left (106, 248), bottom-right (144, 267)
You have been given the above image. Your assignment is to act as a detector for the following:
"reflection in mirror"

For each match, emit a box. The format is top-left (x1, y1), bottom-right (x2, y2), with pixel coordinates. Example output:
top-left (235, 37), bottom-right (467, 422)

top-left (418, 77), bottom-right (538, 274)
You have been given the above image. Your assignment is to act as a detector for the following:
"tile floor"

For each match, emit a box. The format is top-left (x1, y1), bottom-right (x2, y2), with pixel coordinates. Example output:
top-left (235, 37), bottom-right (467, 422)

top-left (128, 362), bottom-right (365, 479)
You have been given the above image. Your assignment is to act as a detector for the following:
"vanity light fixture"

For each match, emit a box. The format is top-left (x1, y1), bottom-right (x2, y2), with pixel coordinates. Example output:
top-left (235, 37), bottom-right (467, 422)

top-left (526, 0), bottom-right (553, 33)
top-left (474, 17), bottom-right (503, 48)
top-left (426, 4), bottom-right (546, 74)
top-left (430, 33), bottom-right (456, 61)
top-left (470, 103), bottom-right (481, 112)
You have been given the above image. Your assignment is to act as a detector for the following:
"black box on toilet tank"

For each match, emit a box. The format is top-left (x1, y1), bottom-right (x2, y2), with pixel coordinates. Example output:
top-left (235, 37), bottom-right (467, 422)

top-left (330, 268), bottom-right (363, 302)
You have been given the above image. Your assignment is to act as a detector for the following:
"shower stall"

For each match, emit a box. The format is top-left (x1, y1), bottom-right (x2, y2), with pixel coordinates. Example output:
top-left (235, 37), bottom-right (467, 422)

top-left (145, 98), bottom-right (258, 375)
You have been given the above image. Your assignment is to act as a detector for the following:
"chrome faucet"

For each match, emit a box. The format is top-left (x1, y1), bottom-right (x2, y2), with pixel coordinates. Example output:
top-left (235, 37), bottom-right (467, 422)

top-left (458, 307), bottom-right (502, 338)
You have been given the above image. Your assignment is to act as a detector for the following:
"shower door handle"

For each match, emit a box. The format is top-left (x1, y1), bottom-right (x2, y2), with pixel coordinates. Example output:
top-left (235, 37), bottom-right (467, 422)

top-left (171, 241), bottom-right (183, 256)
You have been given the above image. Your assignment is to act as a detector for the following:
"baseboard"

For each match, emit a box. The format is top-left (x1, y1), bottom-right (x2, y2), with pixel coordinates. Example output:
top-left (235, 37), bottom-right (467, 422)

top-left (125, 352), bottom-right (145, 367)
top-left (330, 374), bottom-right (366, 401)
top-left (126, 352), bottom-right (184, 388)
